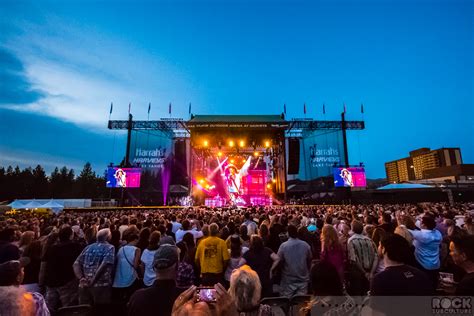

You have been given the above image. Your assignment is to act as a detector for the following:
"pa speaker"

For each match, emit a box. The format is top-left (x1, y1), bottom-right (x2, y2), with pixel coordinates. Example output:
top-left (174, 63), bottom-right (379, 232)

top-left (172, 140), bottom-right (187, 185)
top-left (288, 138), bottom-right (300, 174)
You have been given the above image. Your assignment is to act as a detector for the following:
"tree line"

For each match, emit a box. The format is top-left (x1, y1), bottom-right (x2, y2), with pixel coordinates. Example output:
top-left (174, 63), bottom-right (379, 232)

top-left (0, 163), bottom-right (108, 201)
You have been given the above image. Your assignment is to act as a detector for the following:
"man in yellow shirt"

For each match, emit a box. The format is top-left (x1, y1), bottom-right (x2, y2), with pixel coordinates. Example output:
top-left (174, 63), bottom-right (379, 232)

top-left (195, 223), bottom-right (229, 285)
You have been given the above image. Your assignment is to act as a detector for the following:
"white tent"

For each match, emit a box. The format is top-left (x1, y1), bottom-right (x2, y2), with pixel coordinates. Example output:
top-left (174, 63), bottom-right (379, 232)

top-left (377, 183), bottom-right (434, 190)
top-left (23, 200), bottom-right (44, 209)
top-left (8, 200), bottom-right (26, 209)
top-left (41, 200), bottom-right (64, 214)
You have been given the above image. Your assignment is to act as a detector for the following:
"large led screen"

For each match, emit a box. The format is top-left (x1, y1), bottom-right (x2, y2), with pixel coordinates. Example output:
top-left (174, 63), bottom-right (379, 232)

top-left (106, 167), bottom-right (142, 188)
top-left (333, 167), bottom-right (367, 187)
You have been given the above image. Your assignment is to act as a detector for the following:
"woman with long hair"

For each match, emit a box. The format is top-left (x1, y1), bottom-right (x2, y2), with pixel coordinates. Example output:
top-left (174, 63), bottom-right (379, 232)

top-left (182, 232), bottom-right (199, 284)
top-left (321, 225), bottom-right (345, 282)
top-left (113, 232), bottom-right (142, 301)
top-left (176, 241), bottom-right (195, 288)
top-left (140, 231), bottom-right (160, 287)
top-left (18, 231), bottom-right (35, 255)
top-left (224, 235), bottom-right (245, 287)
top-left (258, 223), bottom-right (269, 247)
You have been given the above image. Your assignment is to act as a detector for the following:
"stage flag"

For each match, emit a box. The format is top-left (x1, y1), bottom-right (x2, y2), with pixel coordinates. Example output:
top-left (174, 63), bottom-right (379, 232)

top-left (361, 103), bottom-right (364, 114)
top-left (323, 103), bottom-right (325, 115)
top-left (189, 102), bottom-right (191, 114)
top-left (109, 102), bottom-right (113, 114)
top-left (128, 102), bottom-right (131, 114)
top-left (304, 103), bottom-right (307, 114)
top-left (169, 102), bottom-right (172, 114)
top-left (148, 102), bottom-right (151, 114)
top-left (284, 103), bottom-right (286, 115)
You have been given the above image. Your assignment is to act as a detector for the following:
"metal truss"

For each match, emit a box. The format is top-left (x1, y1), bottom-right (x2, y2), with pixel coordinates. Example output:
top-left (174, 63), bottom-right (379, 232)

top-left (286, 120), bottom-right (365, 131)
top-left (108, 119), bottom-right (364, 134)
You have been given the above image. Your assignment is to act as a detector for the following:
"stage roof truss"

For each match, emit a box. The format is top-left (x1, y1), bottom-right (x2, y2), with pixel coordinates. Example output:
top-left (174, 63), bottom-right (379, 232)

top-left (108, 118), bottom-right (364, 136)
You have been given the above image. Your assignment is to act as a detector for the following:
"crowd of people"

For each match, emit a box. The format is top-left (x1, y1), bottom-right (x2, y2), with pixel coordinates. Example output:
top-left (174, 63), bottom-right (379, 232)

top-left (0, 202), bottom-right (473, 316)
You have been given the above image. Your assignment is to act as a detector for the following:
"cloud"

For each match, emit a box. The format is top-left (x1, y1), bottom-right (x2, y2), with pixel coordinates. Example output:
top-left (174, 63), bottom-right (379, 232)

top-left (1, 15), bottom-right (198, 130)
top-left (0, 47), bottom-right (46, 105)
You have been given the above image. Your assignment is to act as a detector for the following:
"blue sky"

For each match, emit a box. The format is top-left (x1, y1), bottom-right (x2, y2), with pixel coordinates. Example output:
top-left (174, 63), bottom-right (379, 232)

top-left (0, 0), bottom-right (472, 178)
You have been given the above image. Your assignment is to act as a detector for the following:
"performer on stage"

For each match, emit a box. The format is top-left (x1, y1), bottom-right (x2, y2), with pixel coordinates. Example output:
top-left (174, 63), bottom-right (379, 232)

top-left (224, 156), bottom-right (251, 205)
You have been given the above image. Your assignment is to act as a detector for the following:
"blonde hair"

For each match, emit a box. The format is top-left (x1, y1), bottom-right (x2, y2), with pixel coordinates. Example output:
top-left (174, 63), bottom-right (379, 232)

top-left (0, 287), bottom-right (35, 316)
top-left (19, 231), bottom-right (35, 249)
top-left (321, 224), bottom-right (341, 251)
top-left (229, 265), bottom-right (261, 312)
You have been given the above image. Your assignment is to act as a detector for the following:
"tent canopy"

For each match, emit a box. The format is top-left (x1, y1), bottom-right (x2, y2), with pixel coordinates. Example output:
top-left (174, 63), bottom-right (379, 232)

top-left (377, 183), bottom-right (434, 190)
top-left (8, 200), bottom-right (25, 209)
top-left (23, 200), bottom-right (44, 208)
top-left (41, 200), bottom-right (64, 209)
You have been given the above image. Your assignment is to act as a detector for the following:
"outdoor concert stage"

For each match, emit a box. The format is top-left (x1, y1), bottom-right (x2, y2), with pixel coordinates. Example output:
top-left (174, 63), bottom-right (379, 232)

top-left (108, 114), bottom-right (364, 206)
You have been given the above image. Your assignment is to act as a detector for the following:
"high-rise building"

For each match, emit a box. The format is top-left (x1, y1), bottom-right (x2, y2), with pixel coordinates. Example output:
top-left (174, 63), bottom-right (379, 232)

top-left (385, 147), bottom-right (463, 183)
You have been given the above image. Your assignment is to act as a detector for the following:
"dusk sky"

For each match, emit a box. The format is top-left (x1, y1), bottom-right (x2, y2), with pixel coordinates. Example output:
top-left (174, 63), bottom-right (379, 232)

top-left (0, 0), bottom-right (472, 178)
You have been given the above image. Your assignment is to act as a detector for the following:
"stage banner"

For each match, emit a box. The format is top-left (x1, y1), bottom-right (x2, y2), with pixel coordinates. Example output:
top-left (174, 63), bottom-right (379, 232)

top-left (297, 130), bottom-right (345, 180)
top-left (129, 130), bottom-right (172, 173)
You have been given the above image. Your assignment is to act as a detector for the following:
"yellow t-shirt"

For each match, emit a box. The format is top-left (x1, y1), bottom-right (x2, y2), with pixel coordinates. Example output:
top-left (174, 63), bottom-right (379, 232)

top-left (195, 236), bottom-right (230, 274)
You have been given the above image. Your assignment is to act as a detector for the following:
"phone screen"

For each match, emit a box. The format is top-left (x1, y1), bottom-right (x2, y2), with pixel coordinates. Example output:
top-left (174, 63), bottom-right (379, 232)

top-left (196, 288), bottom-right (217, 303)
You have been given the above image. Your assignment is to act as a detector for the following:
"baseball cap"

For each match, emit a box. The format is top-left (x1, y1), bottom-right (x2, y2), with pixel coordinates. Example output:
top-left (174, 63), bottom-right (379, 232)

top-left (0, 258), bottom-right (29, 286)
top-left (153, 244), bottom-right (178, 270)
top-left (159, 235), bottom-right (176, 246)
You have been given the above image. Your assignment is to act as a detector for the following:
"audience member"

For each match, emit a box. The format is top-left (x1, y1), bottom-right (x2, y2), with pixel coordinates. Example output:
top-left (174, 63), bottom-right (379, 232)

top-left (73, 228), bottom-right (115, 306)
top-left (277, 224), bottom-right (312, 297)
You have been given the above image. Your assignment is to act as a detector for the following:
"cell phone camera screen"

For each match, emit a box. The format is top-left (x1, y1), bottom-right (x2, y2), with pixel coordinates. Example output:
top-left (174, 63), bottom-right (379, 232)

top-left (197, 288), bottom-right (216, 303)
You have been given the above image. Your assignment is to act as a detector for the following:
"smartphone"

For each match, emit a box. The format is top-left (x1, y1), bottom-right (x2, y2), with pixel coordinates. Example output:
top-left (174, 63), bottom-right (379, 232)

top-left (195, 287), bottom-right (217, 303)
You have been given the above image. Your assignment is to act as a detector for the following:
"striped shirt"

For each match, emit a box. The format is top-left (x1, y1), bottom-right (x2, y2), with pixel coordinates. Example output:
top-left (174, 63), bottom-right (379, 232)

top-left (347, 233), bottom-right (378, 274)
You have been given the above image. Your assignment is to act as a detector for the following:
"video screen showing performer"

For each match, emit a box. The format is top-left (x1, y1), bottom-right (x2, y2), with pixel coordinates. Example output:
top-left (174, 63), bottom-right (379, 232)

top-left (340, 168), bottom-right (354, 187)
top-left (114, 168), bottom-right (127, 187)
top-left (224, 156), bottom-right (251, 205)
top-left (333, 167), bottom-right (366, 188)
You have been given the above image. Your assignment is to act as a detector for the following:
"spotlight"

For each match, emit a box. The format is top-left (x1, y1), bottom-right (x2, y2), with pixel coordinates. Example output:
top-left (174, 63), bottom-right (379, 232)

top-left (272, 178), bottom-right (276, 183)
top-left (229, 140), bottom-right (234, 147)
top-left (264, 140), bottom-right (271, 148)
top-left (217, 151), bottom-right (223, 157)
top-left (242, 159), bottom-right (246, 163)
top-left (230, 159), bottom-right (235, 163)
top-left (266, 184), bottom-right (272, 189)
top-left (254, 151), bottom-right (259, 157)
top-left (239, 140), bottom-right (245, 147)
top-left (203, 140), bottom-right (209, 147)
top-left (199, 179), bottom-right (205, 184)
